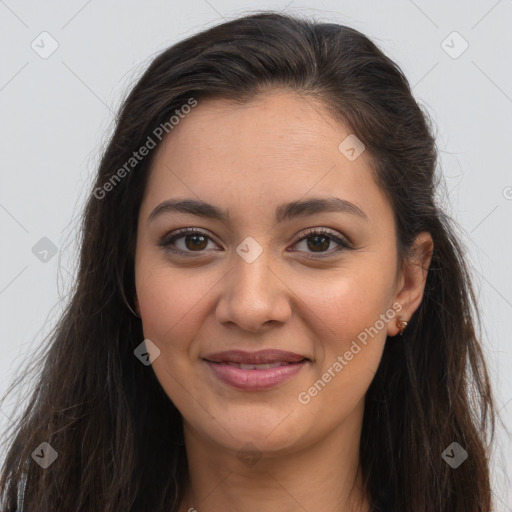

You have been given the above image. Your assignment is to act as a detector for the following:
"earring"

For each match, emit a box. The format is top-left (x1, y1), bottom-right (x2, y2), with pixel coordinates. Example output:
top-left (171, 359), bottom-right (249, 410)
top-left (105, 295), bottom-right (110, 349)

top-left (396, 319), bottom-right (408, 336)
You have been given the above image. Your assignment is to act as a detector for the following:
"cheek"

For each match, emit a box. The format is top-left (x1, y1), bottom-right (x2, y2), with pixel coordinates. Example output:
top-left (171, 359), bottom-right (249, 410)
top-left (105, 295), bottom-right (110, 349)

top-left (134, 261), bottom-right (214, 410)
top-left (291, 265), bottom-right (395, 409)
top-left (135, 263), bottom-right (210, 351)
top-left (295, 262), bottom-right (395, 342)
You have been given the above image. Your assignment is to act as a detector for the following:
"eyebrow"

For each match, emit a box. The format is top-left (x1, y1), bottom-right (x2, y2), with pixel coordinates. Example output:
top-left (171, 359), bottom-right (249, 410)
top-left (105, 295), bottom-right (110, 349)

top-left (148, 196), bottom-right (368, 224)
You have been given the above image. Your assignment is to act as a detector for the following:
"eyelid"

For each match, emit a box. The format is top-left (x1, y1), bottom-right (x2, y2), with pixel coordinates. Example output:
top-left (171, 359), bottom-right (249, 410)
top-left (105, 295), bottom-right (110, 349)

top-left (295, 227), bottom-right (352, 246)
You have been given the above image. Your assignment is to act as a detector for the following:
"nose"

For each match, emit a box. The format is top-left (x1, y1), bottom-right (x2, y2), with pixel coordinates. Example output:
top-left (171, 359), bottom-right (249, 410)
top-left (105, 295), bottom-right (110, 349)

top-left (215, 247), bottom-right (292, 333)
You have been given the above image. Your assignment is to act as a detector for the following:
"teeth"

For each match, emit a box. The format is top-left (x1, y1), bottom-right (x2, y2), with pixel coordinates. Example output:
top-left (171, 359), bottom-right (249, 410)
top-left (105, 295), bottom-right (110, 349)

top-left (226, 362), bottom-right (287, 370)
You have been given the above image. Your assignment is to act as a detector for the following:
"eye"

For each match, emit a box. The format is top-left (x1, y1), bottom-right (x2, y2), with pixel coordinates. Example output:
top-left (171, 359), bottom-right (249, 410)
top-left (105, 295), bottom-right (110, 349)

top-left (159, 227), bottom-right (220, 256)
top-left (159, 227), bottom-right (352, 258)
top-left (289, 228), bottom-right (352, 258)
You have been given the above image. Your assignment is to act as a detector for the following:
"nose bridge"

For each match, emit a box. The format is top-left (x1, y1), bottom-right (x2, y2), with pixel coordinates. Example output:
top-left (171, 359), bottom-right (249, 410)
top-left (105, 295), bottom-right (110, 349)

top-left (216, 238), bottom-right (291, 331)
top-left (232, 239), bottom-right (277, 305)
top-left (234, 246), bottom-right (272, 297)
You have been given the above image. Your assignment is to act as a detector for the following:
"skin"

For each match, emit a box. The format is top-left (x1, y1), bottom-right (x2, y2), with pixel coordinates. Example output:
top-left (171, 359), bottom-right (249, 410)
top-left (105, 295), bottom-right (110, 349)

top-left (134, 90), bottom-right (433, 512)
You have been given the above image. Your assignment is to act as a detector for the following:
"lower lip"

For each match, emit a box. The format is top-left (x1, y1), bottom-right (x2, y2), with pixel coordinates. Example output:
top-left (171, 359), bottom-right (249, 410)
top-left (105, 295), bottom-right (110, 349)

top-left (204, 360), bottom-right (308, 390)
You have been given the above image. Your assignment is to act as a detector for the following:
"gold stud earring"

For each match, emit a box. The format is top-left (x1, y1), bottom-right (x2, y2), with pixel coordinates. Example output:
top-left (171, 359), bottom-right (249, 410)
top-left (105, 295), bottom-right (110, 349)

top-left (396, 319), bottom-right (408, 336)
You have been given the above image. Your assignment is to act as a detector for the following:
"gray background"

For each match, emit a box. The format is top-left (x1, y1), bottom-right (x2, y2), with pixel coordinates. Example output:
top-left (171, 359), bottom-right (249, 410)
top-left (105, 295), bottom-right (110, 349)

top-left (1, 0), bottom-right (511, 508)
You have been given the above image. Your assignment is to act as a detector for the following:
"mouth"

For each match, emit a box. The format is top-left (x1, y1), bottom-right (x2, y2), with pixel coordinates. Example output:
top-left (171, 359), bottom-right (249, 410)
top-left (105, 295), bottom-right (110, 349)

top-left (217, 361), bottom-right (302, 370)
top-left (203, 349), bottom-right (309, 365)
top-left (202, 349), bottom-right (310, 390)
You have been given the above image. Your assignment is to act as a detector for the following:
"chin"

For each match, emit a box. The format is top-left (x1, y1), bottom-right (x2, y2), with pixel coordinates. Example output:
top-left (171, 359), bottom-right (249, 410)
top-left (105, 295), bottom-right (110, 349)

top-left (199, 406), bottom-right (309, 455)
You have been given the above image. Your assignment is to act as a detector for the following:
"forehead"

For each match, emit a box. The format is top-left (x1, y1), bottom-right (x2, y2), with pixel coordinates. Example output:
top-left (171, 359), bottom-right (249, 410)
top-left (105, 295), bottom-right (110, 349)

top-left (142, 91), bottom-right (391, 227)
top-left (158, 91), bottom-right (356, 171)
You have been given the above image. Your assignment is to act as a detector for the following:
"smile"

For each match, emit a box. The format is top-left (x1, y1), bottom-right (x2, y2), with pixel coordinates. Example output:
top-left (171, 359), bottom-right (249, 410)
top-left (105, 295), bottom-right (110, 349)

top-left (203, 350), bottom-right (310, 390)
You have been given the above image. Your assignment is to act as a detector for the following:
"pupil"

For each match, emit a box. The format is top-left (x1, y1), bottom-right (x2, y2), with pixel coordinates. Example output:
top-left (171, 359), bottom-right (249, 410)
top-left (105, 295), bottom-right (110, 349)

top-left (308, 236), bottom-right (329, 252)
top-left (186, 235), bottom-right (207, 251)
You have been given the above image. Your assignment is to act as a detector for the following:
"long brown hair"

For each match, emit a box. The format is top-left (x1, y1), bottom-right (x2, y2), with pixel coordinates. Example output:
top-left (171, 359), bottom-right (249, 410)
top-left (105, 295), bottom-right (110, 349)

top-left (0, 11), bottom-right (495, 511)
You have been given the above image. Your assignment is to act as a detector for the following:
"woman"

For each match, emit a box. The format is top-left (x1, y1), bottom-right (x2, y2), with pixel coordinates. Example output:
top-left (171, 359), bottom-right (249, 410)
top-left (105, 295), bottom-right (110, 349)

top-left (0, 11), bottom-right (495, 512)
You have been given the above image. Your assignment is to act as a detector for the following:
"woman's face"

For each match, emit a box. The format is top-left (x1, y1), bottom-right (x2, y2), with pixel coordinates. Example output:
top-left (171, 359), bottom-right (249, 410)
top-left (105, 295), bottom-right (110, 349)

top-left (135, 91), bottom-right (419, 459)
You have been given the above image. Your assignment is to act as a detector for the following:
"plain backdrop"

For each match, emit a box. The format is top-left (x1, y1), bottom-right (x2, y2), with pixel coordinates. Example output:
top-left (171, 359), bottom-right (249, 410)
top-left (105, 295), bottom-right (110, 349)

top-left (1, 0), bottom-right (511, 508)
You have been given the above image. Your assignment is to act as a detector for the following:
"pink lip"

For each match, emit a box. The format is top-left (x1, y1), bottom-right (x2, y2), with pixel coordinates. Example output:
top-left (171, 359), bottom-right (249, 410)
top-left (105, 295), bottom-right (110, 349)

top-left (203, 349), bottom-right (309, 390)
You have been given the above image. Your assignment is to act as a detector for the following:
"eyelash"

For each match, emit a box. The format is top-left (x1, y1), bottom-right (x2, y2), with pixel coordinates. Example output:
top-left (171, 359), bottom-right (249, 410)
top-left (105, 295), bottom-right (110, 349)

top-left (159, 227), bottom-right (353, 259)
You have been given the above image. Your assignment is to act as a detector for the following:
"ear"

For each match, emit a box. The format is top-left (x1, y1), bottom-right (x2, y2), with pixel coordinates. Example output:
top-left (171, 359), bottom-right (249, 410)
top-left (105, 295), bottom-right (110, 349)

top-left (387, 231), bottom-right (434, 336)
top-left (134, 295), bottom-right (141, 316)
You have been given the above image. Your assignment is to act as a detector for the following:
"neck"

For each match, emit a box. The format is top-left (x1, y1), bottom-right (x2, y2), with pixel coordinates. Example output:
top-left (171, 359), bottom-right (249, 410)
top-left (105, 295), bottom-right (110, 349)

top-left (178, 403), bottom-right (370, 512)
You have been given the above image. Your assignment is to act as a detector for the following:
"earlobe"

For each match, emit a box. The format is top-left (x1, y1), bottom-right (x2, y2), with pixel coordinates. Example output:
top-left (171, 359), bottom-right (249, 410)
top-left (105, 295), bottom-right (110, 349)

top-left (388, 232), bottom-right (433, 336)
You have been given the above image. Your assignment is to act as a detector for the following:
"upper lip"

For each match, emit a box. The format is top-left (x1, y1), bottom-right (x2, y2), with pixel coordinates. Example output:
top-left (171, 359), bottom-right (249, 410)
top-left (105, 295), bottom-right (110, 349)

top-left (203, 349), bottom-right (308, 365)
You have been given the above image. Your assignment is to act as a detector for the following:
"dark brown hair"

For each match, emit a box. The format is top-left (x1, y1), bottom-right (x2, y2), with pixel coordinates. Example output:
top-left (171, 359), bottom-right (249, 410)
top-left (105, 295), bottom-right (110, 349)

top-left (0, 11), bottom-right (495, 511)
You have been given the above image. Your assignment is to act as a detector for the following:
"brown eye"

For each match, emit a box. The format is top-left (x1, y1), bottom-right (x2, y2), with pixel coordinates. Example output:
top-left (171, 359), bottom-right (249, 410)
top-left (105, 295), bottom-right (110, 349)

top-left (305, 234), bottom-right (331, 252)
top-left (291, 228), bottom-right (352, 257)
top-left (159, 227), bottom-right (352, 258)
top-left (183, 234), bottom-right (208, 251)
top-left (159, 228), bottom-right (218, 256)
